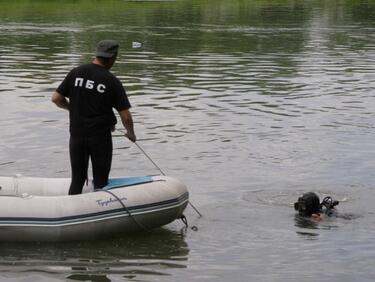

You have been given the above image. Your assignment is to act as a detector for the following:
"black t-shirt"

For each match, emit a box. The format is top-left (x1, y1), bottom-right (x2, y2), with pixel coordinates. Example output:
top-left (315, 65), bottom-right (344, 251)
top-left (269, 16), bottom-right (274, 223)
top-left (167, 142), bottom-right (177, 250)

top-left (57, 63), bottom-right (131, 137)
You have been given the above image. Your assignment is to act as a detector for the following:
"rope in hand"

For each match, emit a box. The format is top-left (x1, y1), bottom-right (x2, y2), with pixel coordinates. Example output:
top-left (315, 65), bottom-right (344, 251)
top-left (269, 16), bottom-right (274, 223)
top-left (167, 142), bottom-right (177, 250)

top-left (119, 129), bottom-right (203, 219)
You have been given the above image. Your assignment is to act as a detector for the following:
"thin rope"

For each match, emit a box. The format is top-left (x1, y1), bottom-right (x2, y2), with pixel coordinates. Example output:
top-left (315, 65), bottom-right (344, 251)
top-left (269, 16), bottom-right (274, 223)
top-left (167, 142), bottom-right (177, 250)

top-left (188, 201), bottom-right (202, 218)
top-left (135, 142), bottom-right (166, 176)
top-left (134, 141), bottom-right (202, 218)
top-left (97, 189), bottom-right (151, 232)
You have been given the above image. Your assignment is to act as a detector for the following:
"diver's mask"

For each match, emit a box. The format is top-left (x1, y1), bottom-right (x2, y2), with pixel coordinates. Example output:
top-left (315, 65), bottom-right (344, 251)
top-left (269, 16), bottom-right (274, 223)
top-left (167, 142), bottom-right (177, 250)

top-left (294, 193), bottom-right (339, 217)
top-left (320, 196), bottom-right (339, 215)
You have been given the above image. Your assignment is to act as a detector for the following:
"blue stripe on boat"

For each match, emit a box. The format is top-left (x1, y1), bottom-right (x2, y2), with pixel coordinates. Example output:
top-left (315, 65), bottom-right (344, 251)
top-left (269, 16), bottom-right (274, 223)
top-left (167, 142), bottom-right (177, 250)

top-left (0, 192), bottom-right (189, 226)
top-left (104, 176), bottom-right (153, 190)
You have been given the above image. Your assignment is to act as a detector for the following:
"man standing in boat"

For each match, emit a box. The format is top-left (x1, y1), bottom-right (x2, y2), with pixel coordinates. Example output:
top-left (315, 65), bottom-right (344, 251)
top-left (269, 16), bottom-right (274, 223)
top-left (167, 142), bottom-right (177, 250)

top-left (51, 40), bottom-right (136, 195)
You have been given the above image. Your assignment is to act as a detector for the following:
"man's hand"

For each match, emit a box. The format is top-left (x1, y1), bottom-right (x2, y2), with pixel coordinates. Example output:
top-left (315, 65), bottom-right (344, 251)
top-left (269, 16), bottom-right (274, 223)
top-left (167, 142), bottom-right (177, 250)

top-left (119, 109), bottom-right (136, 143)
top-left (125, 132), bottom-right (136, 142)
top-left (51, 91), bottom-right (69, 110)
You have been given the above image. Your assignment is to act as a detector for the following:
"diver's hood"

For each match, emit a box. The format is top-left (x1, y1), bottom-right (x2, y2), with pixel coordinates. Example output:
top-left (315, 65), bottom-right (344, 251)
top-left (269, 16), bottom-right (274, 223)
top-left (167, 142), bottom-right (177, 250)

top-left (294, 192), bottom-right (321, 216)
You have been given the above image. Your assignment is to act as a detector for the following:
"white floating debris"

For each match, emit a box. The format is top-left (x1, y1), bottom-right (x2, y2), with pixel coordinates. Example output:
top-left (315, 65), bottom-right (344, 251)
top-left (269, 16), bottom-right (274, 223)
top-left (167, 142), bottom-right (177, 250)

top-left (132, 42), bottom-right (142, 48)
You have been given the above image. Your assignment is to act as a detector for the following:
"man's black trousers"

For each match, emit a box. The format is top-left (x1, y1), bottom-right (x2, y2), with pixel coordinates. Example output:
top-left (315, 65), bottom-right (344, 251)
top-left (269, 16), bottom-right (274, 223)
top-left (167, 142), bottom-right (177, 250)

top-left (69, 131), bottom-right (112, 195)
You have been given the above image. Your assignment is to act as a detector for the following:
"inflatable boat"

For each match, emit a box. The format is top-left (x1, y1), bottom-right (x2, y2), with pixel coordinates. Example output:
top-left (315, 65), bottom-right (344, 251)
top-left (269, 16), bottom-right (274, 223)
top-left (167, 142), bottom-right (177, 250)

top-left (0, 175), bottom-right (189, 242)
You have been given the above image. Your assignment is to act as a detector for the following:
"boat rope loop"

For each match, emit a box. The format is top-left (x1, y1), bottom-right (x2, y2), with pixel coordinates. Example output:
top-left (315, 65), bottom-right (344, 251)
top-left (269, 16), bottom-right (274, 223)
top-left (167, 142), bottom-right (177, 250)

top-left (97, 189), bottom-right (151, 232)
top-left (179, 214), bottom-right (188, 228)
top-left (179, 214), bottom-right (199, 231)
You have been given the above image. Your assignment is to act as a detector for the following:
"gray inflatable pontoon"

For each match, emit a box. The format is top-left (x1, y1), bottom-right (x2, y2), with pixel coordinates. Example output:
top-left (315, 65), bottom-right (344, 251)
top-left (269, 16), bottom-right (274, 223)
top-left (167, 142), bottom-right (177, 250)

top-left (0, 175), bottom-right (189, 242)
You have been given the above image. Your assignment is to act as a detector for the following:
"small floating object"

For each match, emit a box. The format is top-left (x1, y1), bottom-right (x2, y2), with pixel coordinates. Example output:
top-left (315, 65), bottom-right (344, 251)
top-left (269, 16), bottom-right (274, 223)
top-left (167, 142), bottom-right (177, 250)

top-left (0, 175), bottom-right (188, 242)
top-left (132, 42), bottom-right (142, 48)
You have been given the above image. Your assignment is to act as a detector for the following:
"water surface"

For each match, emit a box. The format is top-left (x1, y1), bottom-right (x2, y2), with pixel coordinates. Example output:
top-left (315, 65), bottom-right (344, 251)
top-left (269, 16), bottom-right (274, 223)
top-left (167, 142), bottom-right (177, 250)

top-left (0, 0), bottom-right (375, 281)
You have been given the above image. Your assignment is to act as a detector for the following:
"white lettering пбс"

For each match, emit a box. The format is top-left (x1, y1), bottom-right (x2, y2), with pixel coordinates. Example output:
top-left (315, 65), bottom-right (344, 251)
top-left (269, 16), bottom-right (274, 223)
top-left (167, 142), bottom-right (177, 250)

top-left (74, 77), bottom-right (106, 93)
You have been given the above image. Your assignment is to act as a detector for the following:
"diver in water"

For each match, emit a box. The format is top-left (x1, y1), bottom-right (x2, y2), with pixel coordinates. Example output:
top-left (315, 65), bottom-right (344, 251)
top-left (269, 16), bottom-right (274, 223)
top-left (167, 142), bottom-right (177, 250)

top-left (294, 192), bottom-right (339, 220)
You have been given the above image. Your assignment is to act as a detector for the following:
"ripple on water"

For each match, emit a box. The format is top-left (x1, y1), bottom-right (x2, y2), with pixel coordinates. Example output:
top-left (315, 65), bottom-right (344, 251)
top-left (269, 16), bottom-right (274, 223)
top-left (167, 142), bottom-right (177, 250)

top-left (242, 188), bottom-right (353, 208)
top-left (0, 229), bottom-right (188, 280)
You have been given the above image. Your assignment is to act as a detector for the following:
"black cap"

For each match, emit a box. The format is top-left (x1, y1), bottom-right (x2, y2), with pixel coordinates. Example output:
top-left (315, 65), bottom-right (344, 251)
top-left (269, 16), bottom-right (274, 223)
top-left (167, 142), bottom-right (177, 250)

top-left (96, 40), bottom-right (119, 58)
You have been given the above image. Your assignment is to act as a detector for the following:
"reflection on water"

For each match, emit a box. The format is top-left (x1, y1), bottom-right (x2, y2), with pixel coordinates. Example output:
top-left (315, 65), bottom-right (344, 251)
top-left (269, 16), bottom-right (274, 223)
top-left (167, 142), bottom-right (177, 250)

top-left (1, 0), bottom-right (375, 281)
top-left (294, 214), bottom-right (320, 238)
top-left (0, 228), bottom-right (188, 281)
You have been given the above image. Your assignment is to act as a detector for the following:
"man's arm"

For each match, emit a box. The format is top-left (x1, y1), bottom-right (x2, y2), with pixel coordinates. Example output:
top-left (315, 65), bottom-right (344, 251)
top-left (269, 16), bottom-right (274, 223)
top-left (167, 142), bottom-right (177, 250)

top-left (51, 91), bottom-right (69, 110)
top-left (119, 109), bottom-right (136, 142)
